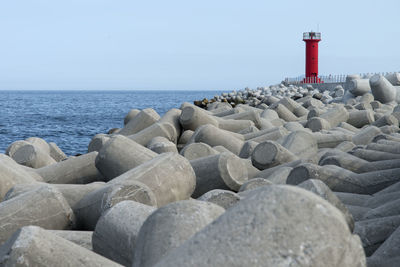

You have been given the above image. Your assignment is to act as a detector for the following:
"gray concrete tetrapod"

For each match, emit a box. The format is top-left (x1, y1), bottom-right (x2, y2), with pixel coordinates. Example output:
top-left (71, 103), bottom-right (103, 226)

top-left (190, 152), bottom-right (248, 198)
top-left (368, 224), bottom-right (400, 265)
top-left (88, 134), bottom-right (110, 153)
top-left (238, 178), bottom-right (273, 191)
top-left (287, 163), bottom-right (400, 194)
top-left (348, 78), bottom-right (371, 96)
top-left (109, 152), bottom-right (196, 207)
top-left (218, 119), bottom-right (255, 133)
top-left (306, 106), bottom-right (349, 132)
top-left (92, 200), bottom-right (156, 266)
top-left (352, 126), bottom-right (382, 145)
top-left (5, 140), bottom-right (30, 157)
top-left (0, 154), bottom-right (38, 201)
top-left (49, 230), bottom-right (93, 251)
top-left (354, 216), bottom-right (400, 256)
top-left (124, 108), bottom-right (141, 125)
top-left (95, 135), bottom-right (157, 181)
top-left (179, 106), bottom-right (219, 131)
top-left (48, 142), bottom-right (67, 162)
top-left (4, 182), bottom-right (105, 213)
top-left (159, 108), bottom-right (182, 140)
top-left (133, 199), bottom-right (225, 267)
top-left (155, 185), bottom-right (365, 267)
top-left (36, 151), bottom-right (104, 184)
top-left (74, 181), bottom-right (156, 230)
top-left (180, 142), bottom-right (219, 160)
top-left (119, 108), bottom-right (160, 136)
top-left (197, 189), bottom-right (241, 209)
top-left (312, 132), bottom-right (353, 148)
top-left (297, 179), bottom-right (354, 232)
top-left (251, 141), bottom-right (298, 170)
top-left (147, 136), bottom-right (178, 154)
top-left (0, 185), bottom-right (75, 245)
top-left (347, 110), bottom-right (375, 128)
top-left (0, 226), bottom-right (122, 267)
top-left (369, 74), bottom-right (397, 104)
top-left (193, 124), bottom-right (244, 155)
top-left (12, 143), bottom-right (56, 168)
top-left (128, 122), bottom-right (177, 145)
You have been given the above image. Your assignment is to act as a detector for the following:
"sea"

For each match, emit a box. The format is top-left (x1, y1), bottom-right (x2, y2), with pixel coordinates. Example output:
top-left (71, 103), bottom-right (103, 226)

top-left (0, 90), bottom-right (224, 156)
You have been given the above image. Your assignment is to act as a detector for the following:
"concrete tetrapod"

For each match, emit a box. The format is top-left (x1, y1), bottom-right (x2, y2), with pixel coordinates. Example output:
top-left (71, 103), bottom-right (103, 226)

top-left (159, 108), bottom-right (182, 140)
top-left (180, 142), bottom-right (219, 160)
top-left (4, 182), bottom-right (105, 213)
top-left (0, 185), bottom-right (75, 245)
top-left (192, 124), bottom-right (244, 155)
top-left (48, 230), bottom-right (93, 251)
top-left (0, 155), bottom-right (38, 201)
top-left (354, 215), bottom-right (400, 256)
top-left (133, 199), bottom-right (225, 267)
top-left (88, 134), bottom-right (110, 153)
top-left (287, 163), bottom-right (400, 194)
top-left (0, 226), bottom-right (122, 267)
top-left (251, 141), bottom-right (298, 170)
top-left (197, 189), bottom-right (241, 209)
top-left (119, 108), bottom-right (160, 136)
top-left (109, 152), bottom-right (196, 207)
top-left (12, 143), bottom-right (56, 168)
top-left (179, 105), bottom-right (219, 131)
top-left (128, 122), bottom-right (177, 145)
top-left (369, 74), bottom-right (397, 104)
top-left (92, 200), bottom-right (156, 266)
top-left (36, 151), bottom-right (104, 184)
top-left (74, 180), bottom-right (156, 230)
top-left (123, 108), bottom-right (141, 125)
top-left (297, 179), bottom-right (354, 231)
top-left (368, 225), bottom-right (400, 266)
top-left (48, 142), bottom-right (67, 162)
top-left (5, 140), bottom-right (30, 157)
top-left (190, 152), bottom-right (248, 198)
top-left (155, 185), bottom-right (365, 267)
top-left (147, 136), bottom-right (178, 154)
top-left (95, 135), bottom-right (157, 181)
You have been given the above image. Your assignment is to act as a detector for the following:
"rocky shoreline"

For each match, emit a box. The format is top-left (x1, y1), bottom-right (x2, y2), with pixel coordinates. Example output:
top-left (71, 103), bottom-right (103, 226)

top-left (1, 73), bottom-right (400, 266)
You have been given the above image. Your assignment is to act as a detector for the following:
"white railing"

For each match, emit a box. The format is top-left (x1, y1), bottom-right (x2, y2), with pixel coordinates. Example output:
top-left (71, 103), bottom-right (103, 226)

top-left (284, 71), bottom-right (400, 85)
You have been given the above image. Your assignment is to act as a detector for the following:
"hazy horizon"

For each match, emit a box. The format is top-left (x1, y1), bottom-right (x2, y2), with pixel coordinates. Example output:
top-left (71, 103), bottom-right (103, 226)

top-left (1, 0), bottom-right (399, 90)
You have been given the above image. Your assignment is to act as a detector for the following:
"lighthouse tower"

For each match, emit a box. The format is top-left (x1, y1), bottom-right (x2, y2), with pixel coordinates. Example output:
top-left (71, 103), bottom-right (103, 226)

top-left (303, 31), bottom-right (321, 83)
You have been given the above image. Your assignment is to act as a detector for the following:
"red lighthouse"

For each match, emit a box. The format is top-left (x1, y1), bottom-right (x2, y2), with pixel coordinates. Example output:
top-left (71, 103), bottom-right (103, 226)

top-left (303, 31), bottom-right (321, 83)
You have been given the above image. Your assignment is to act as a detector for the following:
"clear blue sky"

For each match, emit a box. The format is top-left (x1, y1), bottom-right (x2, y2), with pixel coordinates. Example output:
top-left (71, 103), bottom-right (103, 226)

top-left (1, 0), bottom-right (399, 90)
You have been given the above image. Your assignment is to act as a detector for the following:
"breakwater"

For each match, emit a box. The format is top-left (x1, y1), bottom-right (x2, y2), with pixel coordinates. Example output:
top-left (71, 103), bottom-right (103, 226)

top-left (1, 73), bottom-right (400, 266)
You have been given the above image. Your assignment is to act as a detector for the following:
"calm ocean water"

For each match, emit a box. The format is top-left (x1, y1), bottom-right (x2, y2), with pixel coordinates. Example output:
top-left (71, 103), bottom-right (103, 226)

top-left (0, 90), bottom-right (223, 155)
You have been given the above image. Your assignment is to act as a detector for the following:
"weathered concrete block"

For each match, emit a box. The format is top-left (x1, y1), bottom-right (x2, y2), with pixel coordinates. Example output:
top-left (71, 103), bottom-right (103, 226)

top-left (74, 181), bottom-right (156, 230)
top-left (109, 152), bottom-right (196, 207)
top-left (190, 152), bottom-right (248, 197)
top-left (370, 74), bottom-right (397, 103)
top-left (348, 78), bottom-right (371, 96)
top-left (95, 135), bottom-right (157, 181)
top-left (155, 185), bottom-right (365, 267)
top-left (124, 108), bottom-right (141, 125)
top-left (287, 163), bottom-right (400, 194)
top-left (297, 179), bottom-right (354, 231)
top-left (0, 226), bottom-right (121, 266)
top-left (238, 178), bottom-right (273, 191)
top-left (48, 142), bottom-right (67, 161)
top-left (12, 144), bottom-right (56, 168)
top-left (0, 185), bottom-right (75, 245)
top-left (49, 230), bottom-right (93, 251)
top-left (159, 108), bottom-right (182, 141)
top-left (133, 199), bottom-right (224, 267)
top-left (5, 140), bottom-right (30, 157)
top-left (128, 122), bottom-right (177, 145)
top-left (251, 141), bottom-right (297, 170)
top-left (147, 136), bottom-right (178, 154)
top-left (92, 200), bottom-right (156, 266)
top-left (198, 189), bottom-right (241, 209)
top-left (368, 224), bottom-right (400, 264)
top-left (179, 106), bottom-right (219, 131)
top-left (180, 142), bottom-right (218, 160)
top-left (88, 134), bottom-right (110, 153)
top-left (119, 108), bottom-right (160, 136)
top-left (36, 151), bottom-right (104, 184)
top-left (193, 124), bottom-right (244, 155)
top-left (238, 140), bottom-right (258, 158)
top-left (352, 126), bottom-right (382, 145)
top-left (347, 110), bottom-right (375, 128)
